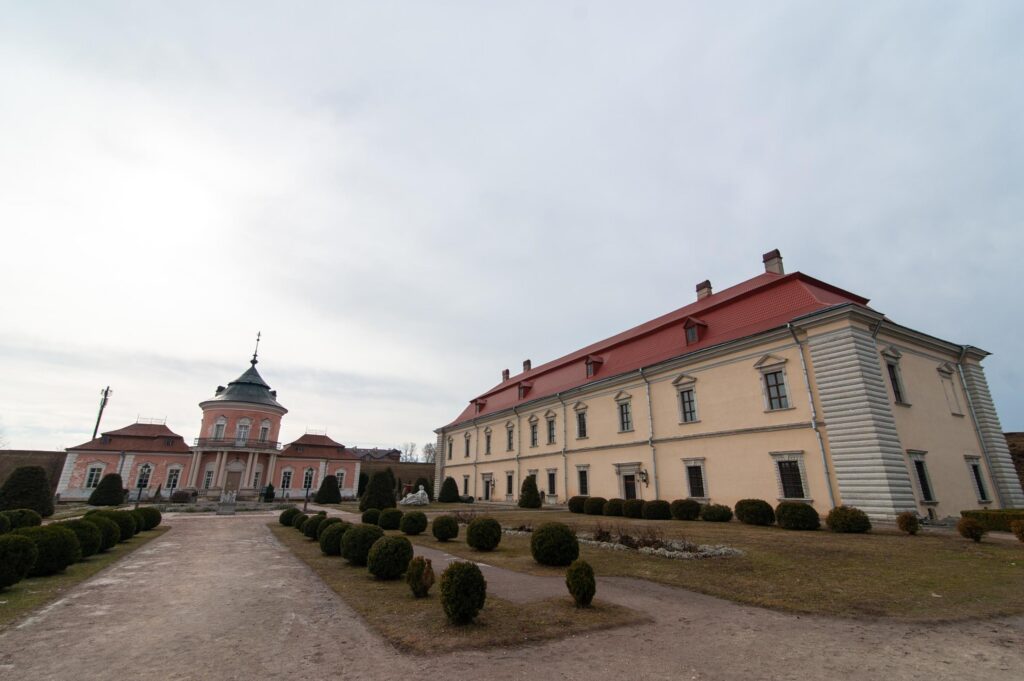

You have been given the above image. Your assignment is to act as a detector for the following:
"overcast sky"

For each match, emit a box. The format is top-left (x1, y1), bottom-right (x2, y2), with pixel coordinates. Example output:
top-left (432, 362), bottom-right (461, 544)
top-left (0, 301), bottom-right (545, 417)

top-left (1, 2), bottom-right (1022, 453)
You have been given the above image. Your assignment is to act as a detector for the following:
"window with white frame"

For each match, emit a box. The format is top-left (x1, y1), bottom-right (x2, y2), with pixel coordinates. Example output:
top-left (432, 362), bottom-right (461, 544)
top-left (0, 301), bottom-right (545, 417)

top-left (965, 456), bottom-right (989, 503)
top-left (203, 468), bottom-right (215, 489)
top-left (529, 417), bottom-right (539, 447)
top-left (235, 418), bottom-right (251, 442)
top-left (577, 466), bottom-right (589, 496)
top-left (303, 468), bottom-right (315, 490)
top-left (166, 468), bottom-right (181, 490)
top-left (462, 475), bottom-right (469, 496)
top-left (258, 419), bottom-right (271, 442)
top-left (136, 463), bottom-right (152, 489)
top-left (252, 470), bottom-right (261, 489)
top-left (771, 452), bottom-right (808, 500)
top-left (506, 423), bottom-right (514, 451)
top-left (755, 355), bottom-right (790, 411)
top-left (908, 451), bottom-right (934, 502)
top-left (281, 469), bottom-right (293, 489)
top-left (546, 415), bottom-right (556, 445)
top-left (683, 458), bottom-right (707, 499)
top-left (447, 437), bottom-right (453, 460)
top-left (673, 374), bottom-right (698, 423)
top-left (576, 410), bottom-right (588, 438)
top-left (506, 472), bottom-right (514, 496)
top-left (85, 466), bottom-right (103, 489)
top-left (213, 416), bottom-right (227, 440)
top-left (484, 428), bottom-right (492, 455)
top-left (546, 469), bottom-right (557, 496)
top-left (336, 470), bottom-right (346, 490)
top-left (615, 392), bottom-right (633, 432)
top-left (882, 347), bottom-right (909, 406)
top-left (937, 364), bottom-right (964, 416)
top-left (464, 433), bottom-right (471, 458)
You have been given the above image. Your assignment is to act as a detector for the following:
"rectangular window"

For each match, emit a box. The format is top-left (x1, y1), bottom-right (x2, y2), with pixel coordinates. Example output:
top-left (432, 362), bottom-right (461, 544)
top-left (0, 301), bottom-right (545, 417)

top-left (136, 465), bottom-right (152, 489)
top-left (547, 471), bottom-right (556, 496)
top-left (303, 469), bottom-right (314, 489)
top-left (619, 401), bottom-right (633, 431)
top-left (258, 425), bottom-right (270, 442)
top-left (204, 469), bottom-right (216, 489)
top-left (777, 460), bottom-right (805, 499)
top-left (236, 423), bottom-right (250, 442)
top-left (578, 469), bottom-right (589, 496)
top-left (888, 363), bottom-right (905, 404)
top-left (913, 459), bottom-right (933, 502)
top-left (530, 423), bottom-right (538, 447)
top-left (485, 433), bottom-right (491, 455)
top-left (686, 326), bottom-right (699, 344)
top-left (969, 461), bottom-right (989, 502)
top-left (586, 362), bottom-right (595, 378)
top-left (506, 473), bottom-right (513, 496)
top-left (464, 437), bottom-right (470, 458)
top-left (680, 389), bottom-right (697, 423)
top-left (447, 439), bottom-right (453, 460)
top-left (765, 371), bottom-right (789, 410)
top-left (213, 422), bottom-right (225, 439)
top-left (507, 428), bottom-right (514, 451)
top-left (281, 470), bottom-right (292, 489)
top-left (941, 374), bottom-right (963, 415)
top-left (686, 465), bottom-right (705, 498)
top-left (166, 469), bottom-right (180, 490)
top-left (85, 467), bottom-right (103, 489)
top-left (462, 476), bottom-right (469, 495)
top-left (576, 411), bottom-right (587, 438)
top-left (252, 471), bottom-right (261, 489)
top-left (546, 419), bottom-right (556, 445)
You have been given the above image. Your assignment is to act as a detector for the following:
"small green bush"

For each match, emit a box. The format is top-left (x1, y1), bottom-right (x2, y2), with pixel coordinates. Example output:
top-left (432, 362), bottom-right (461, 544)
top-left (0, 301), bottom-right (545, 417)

top-left (1010, 520), bottom-right (1024, 543)
top-left (826, 506), bottom-right (872, 533)
top-left (530, 522), bottom-right (579, 566)
top-left (0, 465), bottom-right (54, 517)
top-left (0, 514), bottom-right (9, 534)
top-left (518, 475), bottom-right (542, 509)
top-left (302, 514), bottom-right (327, 539)
top-left (700, 504), bottom-right (733, 522)
top-left (432, 515), bottom-right (459, 542)
top-left (584, 497), bottom-right (607, 516)
top-left (466, 517), bottom-right (502, 551)
top-left (1, 508), bottom-right (43, 529)
top-left (670, 499), bottom-right (701, 520)
top-left (279, 507), bottom-right (301, 526)
top-left (319, 521), bottom-right (351, 556)
top-left (734, 499), bottom-right (775, 526)
top-left (603, 498), bottom-right (624, 516)
top-left (957, 516), bottom-right (985, 543)
top-left (137, 507), bottom-right (162, 529)
top-left (567, 496), bottom-right (586, 514)
top-left (341, 524), bottom-right (385, 565)
top-left (15, 525), bottom-right (81, 576)
top-left (88, 515), bottom-right (120, 551)
top-left (400, 511), bottom-right (428, 536)
top-left (367, 536), bottom-right (414, 580)
top-left (896, 511), bottom-right (920, 535)
top-left (775, 502), bottom-right (820, 531)
top-left (131, 509), bottom-right (149, 532)
top-left (622, 499), bottom-right (644, 518)
top-left (60, 519), bottom-right (102, 558)
top-left (440, 561), bottom-right (487, 624)
top-left (87, 473), bottom-right (127, 506)
top-left (291, 512), bottom-right (309, 530)
top-left (565, 559), bottom-right (596, 608)
top-left (317, 517), bottom-right (343, 539)
top-left (89, 510), bottom-right (136, 541)
top-left (406, 556), bottom-right (435, 598)
top-left (378, 508), bottom-right (403, 530)
top-left (0, 534), bottom-right (38, 589)
top-left (438, 476), bottom-right (460, 503)
top-left (642, 500), bottom-right (671, 520)
top-left (361, 509), bottom-right (381, 525)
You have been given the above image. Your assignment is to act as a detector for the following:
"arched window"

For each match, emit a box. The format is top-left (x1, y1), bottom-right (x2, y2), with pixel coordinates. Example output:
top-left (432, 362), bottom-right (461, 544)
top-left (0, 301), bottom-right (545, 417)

top-left (235, 418), bottom-right (252, 443)
top-left (258, 419), bottom-right (271, 442)
top-left (303, 468), bottom-right (315, 490)
top-left (212, 416), bottom-right (227, 440)
top-left (136, 464), bottom-right (153, 489)
top-left (335, 469), bottom-right (346, 490)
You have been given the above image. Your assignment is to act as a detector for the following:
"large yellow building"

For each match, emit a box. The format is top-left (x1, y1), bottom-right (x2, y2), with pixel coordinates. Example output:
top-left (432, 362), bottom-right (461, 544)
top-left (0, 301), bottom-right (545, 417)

top-left (433, 250), bottom-right (1024, 520)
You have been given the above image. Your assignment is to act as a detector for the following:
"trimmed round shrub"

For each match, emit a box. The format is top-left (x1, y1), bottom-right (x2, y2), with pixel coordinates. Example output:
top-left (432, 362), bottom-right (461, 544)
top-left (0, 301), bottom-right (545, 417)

top-left (670, 499), bottom-right (701, 521)
top-left (566, 559), bottom-right (596, 608)
top-left (700, 504), bottom-right (733, 522)
top-left (359, 471), bottom-right (397, 512)
top-left (400, 511), bottom-right (428, 536)
top-left (89, 510), bottom-right (137, 540)
top-left (291, 512), bottom-right (309, 530)
top-left (734, 499), bottom-right (775, 526)
top-left (316, 517), bottom-right (343, 539)
top-left (130, 509), bottom-right (149, 532)
top-left (957, 516), bottom-right (985, 543)
top-left (279, 507), bottom-right (301, 526)
top-left (406, 556), bottom-right (435, 598)
top-left (378, 508), bottom-right (403, 531)
top-left (318, 521), bottom-right (352, 556)
top-left (603, 498), bottom-right (624, 516)
top-left (0, 514), bottom-right (9, 534)
top-left (530, 522), bottom-right (579, 566)
top-left (466, 517), bottom-right (502, 551)
top-left (518, 475), bottom-right (542, 509)
top-left (826, 506), bottom-right (872, 533)
top-left (137, 507), bottom-right (162, 529)
top-left (88, 515), bottom-right (120, 551)
top-left (438, 476), bottom-right (460, 503)
top-left (897, 512), bottom-right (920, 536)
top-left (367, 536), bottom-right (414, 580)
top-left (1, 508), bottom-right (43, 529)
top-left (584, 497), bottom-right (607, 516)
top-left (567, 496), bottom-right (586, 514)
top-left (87, 473), bottom-right (126, 506)
top-left (302, 514), bottom-right (327, 539)
top-left (314, 474), bottom-right (342, 504)
top-left (775, 502), bottom-right (820, 531)
top-left (1010, 519), bottom-right (1024, 543)
top-left (0, 534), bottom-right (38, 589)
top-left (642, 500), bottom-right (671, 520)
top-left (622, 499), bottom-right (644, 518)
top-left (0, 465), bottom-right (54, 517)
top-left (432, 515), bottom-right (459, 542)
top-left (341, 524), bottom-right (385, 565)
top-left (361, 509), bottom-right (381, 525)
top-left (60, 519), bottom-right (102, 558)
top-left (15, 525), bottom-right (81, 576)
top-left (440, 561), bottom-right (487, 624)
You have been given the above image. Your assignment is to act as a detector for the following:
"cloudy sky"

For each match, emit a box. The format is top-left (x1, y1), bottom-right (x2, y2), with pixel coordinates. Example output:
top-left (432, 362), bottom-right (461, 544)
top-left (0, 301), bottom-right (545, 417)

top-left (1, 2), bottom-right (1022, 453)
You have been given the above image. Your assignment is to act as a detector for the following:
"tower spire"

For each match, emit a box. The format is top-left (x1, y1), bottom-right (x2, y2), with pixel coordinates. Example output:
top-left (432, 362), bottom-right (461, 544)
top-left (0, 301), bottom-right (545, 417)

top-left (251, 331), bottom-right (261, 365)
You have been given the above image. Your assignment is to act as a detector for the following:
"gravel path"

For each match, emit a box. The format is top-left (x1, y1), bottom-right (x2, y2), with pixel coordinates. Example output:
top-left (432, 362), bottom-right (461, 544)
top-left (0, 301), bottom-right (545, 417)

top-left (1, 513), bottom-right (1021, 681)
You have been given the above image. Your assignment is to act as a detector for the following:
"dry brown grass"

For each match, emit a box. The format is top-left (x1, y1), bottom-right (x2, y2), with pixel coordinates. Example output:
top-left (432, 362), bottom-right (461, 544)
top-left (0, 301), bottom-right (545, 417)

top-left (408, 510), bottom-right (1024, 621)
top-left (270, 523), bottom-right (646, 653)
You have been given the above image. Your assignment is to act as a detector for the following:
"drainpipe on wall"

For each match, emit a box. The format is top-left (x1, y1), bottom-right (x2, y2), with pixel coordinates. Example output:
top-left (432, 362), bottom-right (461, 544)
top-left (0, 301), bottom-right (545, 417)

top-left (639, 368), bottom-right (660, 500)
top-left (117, 451), bottom-right (126, 476)
top-left (558, 393), bottom-right (569, 501)
top-left (788, 324), bottom-right (836, 509)
top-left (956, 346), bottom-right (1005, 508)
top-left (513, 406), bottom-right (521, 500)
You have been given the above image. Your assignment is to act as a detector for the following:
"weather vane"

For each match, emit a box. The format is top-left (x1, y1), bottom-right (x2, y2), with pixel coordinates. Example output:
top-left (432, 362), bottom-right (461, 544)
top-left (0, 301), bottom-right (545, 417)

top-left (251, 331), bottom-right (261, 365)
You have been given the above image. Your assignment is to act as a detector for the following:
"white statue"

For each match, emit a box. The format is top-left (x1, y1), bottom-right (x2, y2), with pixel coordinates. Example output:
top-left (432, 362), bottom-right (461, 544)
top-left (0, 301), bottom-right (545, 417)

top-left (399, 484), bottom-right (430, 506)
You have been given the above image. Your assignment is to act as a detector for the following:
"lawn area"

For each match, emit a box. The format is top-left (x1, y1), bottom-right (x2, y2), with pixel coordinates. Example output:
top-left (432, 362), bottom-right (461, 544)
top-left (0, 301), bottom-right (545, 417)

top-left (406, 510), bottom-right (1024, 621)
top-left (269, 523), bottom-right (646, 654)
top-left (0, 526), bottom-right (170, 628)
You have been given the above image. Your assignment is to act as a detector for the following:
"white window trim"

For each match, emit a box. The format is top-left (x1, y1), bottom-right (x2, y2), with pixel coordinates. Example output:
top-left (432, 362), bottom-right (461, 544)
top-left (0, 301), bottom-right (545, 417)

top-left (615, 392), bottom-right (634, 433)
top-left (770, 451), bottom-right (811, 502)
top-left (203, 467), bottom-right (216, 490)
top-left (613, 461), bottom-right (642, 499)
top-left (882, 346), bottom-right (911, 406)
top-left (907, 450), bottom-right (937, 504)
top-left (755, 355), bottom-right (793, 412)
top-left (528, 416), bottom-right (539, 448)
top-left (280, 467), bottom-right (294, 489)
top-left (136, 463), bottom-right (154, 489)
top-left (302, 467), bottom-right (315, 490)
top-left (576, 464), bottom-right (590, 496)
top-left (545, 468), bottom-right (558, 496)
top-left (937, 363), bottom-right (964, 416)
top-left (673, 374), bottom-right (700, 424)
top-left (963, 455), bottom-right (991, 504)
top-left (85, 464), bottom-right (106, 489)
top-left (165, 465), bottom-right (183, 489)
top-left (681, 457), bottom-right (708, 502)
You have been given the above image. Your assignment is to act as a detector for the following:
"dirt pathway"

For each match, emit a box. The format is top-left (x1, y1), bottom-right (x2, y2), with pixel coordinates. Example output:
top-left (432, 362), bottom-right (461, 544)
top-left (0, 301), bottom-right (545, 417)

top-left (1, 513), bottom-right (1021, 681)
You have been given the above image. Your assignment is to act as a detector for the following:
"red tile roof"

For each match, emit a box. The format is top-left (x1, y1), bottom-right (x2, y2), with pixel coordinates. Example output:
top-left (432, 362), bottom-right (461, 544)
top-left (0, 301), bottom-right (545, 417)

top-left (446, 271), bottom-right (869, 428)
top-left (68, 422), bottom-right (192, 454)
top-left (281, 433), bottom-right (360, 459)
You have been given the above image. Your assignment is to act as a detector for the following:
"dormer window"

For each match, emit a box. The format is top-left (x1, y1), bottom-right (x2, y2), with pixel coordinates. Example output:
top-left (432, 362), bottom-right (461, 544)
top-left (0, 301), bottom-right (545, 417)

top-left (585, 355), bottom-right (604, 378)
top-left (473, 399), bottom-right (487, 414)
top-left (518, 381), bottom-right (533, 400)
top-left (683, 317), bottom-right (708, 346)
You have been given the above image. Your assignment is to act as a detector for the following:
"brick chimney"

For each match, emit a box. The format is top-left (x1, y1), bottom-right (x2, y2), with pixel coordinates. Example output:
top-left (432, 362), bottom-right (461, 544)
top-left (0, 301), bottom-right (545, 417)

top-left (696, 280), bottom-right (712, 300)
top-left (763, 249), bottom-right (784, 275)
top-left (502, 369), bottom-right (510, 381)
top-left (523, 359), bottom-right (532, 372)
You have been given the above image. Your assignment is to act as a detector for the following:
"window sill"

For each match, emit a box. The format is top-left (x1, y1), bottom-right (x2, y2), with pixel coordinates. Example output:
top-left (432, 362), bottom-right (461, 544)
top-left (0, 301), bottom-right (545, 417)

top-left (977, 499), bottom-right (992, 505)
top-left (678, 419), bottom-right (702, 426)
top-left (765, 407), bottom-right (796, 414)
top-left (918, 499), bottom-right (938, 506)
top-left (777, 497), bottom-right (813, 503)
top-left (951, 412), bottom-right (965, 418)
top-left (894, 401), bottom-right (912, 408)
top-left (618, 429), bottom-right (635, 434)
top-left (576, 436), bottom-right (588, 441)
top-left (689, 497), bottom-right (709, 503)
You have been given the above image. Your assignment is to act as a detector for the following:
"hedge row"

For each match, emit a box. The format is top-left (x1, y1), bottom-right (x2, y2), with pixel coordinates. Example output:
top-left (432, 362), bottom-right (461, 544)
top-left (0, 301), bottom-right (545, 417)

top-left (959, 509), bottom-right (1024, 533)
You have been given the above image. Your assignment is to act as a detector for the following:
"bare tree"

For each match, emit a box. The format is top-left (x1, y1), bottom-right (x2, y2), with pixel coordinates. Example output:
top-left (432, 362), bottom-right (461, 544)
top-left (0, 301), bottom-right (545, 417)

top-left (421, 442), bottom-right (435, 464)
top-left (400, 442), bottom-right (417, 462)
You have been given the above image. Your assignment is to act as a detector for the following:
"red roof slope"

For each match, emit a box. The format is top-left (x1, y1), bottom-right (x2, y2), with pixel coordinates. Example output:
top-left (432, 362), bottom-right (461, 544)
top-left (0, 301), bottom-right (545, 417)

top-left (447, 271), bottom-right (869, 428)
top-left (68, 422), bottom-right (192, 454)
top-left (281, 433), bottom-right (360, 459)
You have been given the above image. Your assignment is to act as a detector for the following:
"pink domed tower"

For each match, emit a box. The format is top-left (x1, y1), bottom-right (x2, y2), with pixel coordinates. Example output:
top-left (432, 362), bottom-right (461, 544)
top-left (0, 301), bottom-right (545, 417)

top-left (188, 342), bottom-right (288, 497)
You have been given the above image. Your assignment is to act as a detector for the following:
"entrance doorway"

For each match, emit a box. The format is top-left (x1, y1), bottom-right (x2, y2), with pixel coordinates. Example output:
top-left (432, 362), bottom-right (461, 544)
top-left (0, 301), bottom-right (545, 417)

top-left (482, 475), bottom-right (492, 501)
top-left (623, 474), bottom-right (637, 500)
top-left (225, 471), bottom-right (242, 491)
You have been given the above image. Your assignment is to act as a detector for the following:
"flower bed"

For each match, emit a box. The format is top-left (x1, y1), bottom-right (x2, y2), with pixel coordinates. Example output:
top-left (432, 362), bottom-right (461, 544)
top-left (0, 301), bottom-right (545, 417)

top-left (502, 527), bottom-right (741, 560)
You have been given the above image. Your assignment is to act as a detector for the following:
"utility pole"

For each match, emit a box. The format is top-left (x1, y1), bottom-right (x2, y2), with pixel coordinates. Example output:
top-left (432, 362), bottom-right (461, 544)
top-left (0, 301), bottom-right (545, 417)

top-left (92, 386), bottom-right (113, 440)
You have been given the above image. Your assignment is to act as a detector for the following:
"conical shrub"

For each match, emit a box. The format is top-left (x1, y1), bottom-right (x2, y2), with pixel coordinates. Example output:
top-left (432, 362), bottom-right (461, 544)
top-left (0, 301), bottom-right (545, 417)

top-left (359, 471), bottom-right (396, 511)
top-left (88, 473), bottom-right (127, 506)
top-left (314, 475), bottom-right (342, 504)
top-left (438, 477), bottom-right (460, 503)
top-left (0, 466), bottom-right (54, 517)
top-left (518, 475), bottom-right (541, 509)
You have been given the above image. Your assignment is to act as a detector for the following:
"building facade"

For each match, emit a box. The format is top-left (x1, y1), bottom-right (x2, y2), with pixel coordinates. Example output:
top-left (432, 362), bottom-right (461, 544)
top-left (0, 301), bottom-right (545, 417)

top-left (434, 250), bottom-right (1024, 520)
